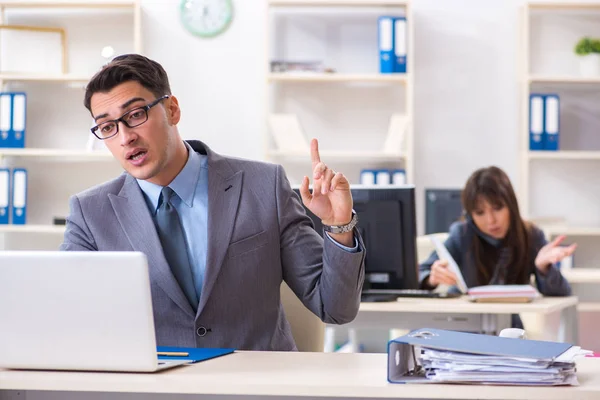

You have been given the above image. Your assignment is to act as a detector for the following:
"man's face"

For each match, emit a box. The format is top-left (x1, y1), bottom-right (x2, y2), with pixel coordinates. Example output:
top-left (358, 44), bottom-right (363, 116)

top-left (90, 81), bottom-right (181, 185)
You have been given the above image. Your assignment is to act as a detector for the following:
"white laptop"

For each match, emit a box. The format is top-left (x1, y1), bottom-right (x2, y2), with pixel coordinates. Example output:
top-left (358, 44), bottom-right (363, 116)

top-left (0, 251), bottom-right (188, 372)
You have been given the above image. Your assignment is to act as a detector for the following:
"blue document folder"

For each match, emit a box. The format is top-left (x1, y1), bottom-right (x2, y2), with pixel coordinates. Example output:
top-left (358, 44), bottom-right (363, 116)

top-left (157, 346), bottom-right (235, 363)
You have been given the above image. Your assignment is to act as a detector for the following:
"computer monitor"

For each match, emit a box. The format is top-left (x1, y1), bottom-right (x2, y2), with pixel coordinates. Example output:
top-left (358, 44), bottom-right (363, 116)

top-left (293, 185), bottom-right (418, 291)
top-left (425, 188), bottom-right (463, 234)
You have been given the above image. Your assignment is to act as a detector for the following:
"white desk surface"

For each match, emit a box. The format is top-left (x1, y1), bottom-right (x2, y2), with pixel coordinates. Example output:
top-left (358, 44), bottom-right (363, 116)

top-left (1, 351), bottom-right (599, 399)
top-left (359, 295), bottom-right (578, 315)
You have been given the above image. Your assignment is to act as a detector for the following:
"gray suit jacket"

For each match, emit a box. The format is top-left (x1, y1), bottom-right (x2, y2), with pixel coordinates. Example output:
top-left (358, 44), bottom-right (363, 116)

top-left (60, 140), bottom-right (366, 351)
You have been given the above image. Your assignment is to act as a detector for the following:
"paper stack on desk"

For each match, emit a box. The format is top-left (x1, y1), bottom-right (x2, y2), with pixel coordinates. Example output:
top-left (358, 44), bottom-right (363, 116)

top-left (420, 347), bottom-right (579, 385)
top-left (387, 328), bottom-right (591, 386)
top-left (467, 284), bottom-right (540, 303)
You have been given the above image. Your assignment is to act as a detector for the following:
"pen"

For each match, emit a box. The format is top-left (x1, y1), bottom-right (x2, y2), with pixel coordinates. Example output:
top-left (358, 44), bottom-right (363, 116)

top-left (157, 351), bottom-right (189, 357)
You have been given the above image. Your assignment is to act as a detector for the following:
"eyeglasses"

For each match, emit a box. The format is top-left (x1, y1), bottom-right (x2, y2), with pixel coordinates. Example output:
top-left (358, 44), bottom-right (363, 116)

top-left (90, 95), bottom-right (170, 140)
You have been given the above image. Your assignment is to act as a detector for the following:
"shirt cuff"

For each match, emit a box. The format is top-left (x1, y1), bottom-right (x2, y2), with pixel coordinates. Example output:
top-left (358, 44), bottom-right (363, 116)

top-left (325, 231), bottom-right (359, 253)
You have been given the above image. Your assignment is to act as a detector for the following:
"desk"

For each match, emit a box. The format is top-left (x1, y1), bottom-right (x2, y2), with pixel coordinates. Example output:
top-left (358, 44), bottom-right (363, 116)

top-left (329, 296), bottom-right (579, 352)
top-left (0, 352), bottom-right (599, 400)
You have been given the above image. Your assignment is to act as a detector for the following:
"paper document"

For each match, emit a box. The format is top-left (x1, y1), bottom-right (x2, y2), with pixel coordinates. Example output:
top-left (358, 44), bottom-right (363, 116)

top-left (468, 285), bottom-right (540, 303)
top-left (430, 235), bottom-right (468, 293)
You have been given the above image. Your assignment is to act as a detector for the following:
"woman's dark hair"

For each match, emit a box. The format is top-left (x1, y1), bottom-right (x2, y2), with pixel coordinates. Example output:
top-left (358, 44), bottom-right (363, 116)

top-left (84, 54), bottom-right (171, 113)
top-left (462, 166), bottom-right (531, 285)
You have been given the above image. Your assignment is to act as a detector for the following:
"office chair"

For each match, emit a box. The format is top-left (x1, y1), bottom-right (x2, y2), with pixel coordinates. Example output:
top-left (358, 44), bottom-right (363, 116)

top-left (280, 282), bottom-right (325, 352)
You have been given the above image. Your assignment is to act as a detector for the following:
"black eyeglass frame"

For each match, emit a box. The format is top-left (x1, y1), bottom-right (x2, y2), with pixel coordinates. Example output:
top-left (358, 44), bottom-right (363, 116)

top-left (90, 94), bottom-right (170, 140)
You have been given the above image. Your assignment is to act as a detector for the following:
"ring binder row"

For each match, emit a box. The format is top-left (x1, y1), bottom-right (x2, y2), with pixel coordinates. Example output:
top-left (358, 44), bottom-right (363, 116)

top-left (360, 169), bottom-right (406, 186)
top-left (378, 16), bottom-right (407, 74)
top-left (0, 92), bottom-right (27, 149)
top-left (529, 93), bottom-right (559, 151)
top-left (0, 168), bottom-right (28, 225)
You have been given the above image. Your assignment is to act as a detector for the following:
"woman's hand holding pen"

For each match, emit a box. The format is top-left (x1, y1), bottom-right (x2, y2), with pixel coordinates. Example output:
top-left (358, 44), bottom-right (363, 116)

top-left (428, 259), bottom-right (458, 287)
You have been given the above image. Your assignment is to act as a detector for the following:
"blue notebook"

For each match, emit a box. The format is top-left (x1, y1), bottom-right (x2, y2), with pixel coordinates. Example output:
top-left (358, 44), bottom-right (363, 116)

top-left (157, 346), bottom-right (235, 363)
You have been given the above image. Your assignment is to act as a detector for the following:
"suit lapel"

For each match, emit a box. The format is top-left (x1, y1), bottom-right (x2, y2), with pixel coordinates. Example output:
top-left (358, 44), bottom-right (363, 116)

top-left (196, 146), bottom-right (242, 314)
top-left (109, 175), bottom-right (195, 318)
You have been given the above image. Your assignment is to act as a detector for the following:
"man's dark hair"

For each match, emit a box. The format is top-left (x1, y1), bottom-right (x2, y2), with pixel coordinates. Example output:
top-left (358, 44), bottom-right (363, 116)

top-left (84, 54), bottom-right (172, 113)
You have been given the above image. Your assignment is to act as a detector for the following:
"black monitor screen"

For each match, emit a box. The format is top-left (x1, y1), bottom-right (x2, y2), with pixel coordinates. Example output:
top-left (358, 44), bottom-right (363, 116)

top-left (293, 185), bottom-right (418, 291)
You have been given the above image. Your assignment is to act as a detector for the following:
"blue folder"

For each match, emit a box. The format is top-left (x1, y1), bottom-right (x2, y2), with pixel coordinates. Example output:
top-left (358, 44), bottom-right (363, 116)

top-left (157, 346), bottom-right (235, 363)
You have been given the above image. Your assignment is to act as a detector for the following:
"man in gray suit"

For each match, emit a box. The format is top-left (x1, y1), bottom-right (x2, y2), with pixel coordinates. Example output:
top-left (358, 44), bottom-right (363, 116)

top-left (60, 54), bottom-right (365, 351)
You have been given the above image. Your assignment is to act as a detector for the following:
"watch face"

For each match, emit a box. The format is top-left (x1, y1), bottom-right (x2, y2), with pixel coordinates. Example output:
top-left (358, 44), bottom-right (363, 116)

top-left (180, 0), bottom-right (234, 38)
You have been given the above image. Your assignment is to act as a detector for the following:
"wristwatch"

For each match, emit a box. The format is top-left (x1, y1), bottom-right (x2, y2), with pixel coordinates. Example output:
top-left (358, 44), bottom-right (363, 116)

top-left (322, 210), bottom-right (358, 234)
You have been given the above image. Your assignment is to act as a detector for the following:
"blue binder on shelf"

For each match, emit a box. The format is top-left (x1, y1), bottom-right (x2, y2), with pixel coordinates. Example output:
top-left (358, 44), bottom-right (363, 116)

top-left (378, 16), bottom-right (395, 74)
top-left (529, 94), bottom-right (545, 151)
top-left (157, 346), bottom-right (235, 363)
top-left (393, 17), bottom-right (407, 73)
top-left (0, 93), bottom-right (11, 148)
top-left (0, 92), bottom-right (26, 148)
top-left (0, 169), bottom-right (9, 225)
top-left (387, 328), bottom-right (575, 384)
top-left (11, 93), bottom-right (26, 148)
top-left (544, 94), bottom-right (560, 151)
top-left (11, 168), bottom-right (27, 225)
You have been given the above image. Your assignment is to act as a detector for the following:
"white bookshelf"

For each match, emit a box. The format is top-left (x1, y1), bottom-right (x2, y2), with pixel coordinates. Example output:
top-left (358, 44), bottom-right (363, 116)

top-left (266, 0), bottom-right (414, 185)
top-left (267, 150), bottom-right (404, 162)
top-left (268, 0), bottom-right (409, 6)
top-left (528, 75), bottom-right (600, 84)
top-left (528, 151), bottom-right (600, 160)
top-left (0, 148), bottom-right (113, 160)
top-left (560, 268), bottom-right (600, 283)
top-left (520, 2), bottom-right (600, 350)
top-left (520, 2), bottom-right (600, 238)
top-left (0, 0), bottom-right (140, 249)
top-left (268, 73), bottom-right (409, 83)
top-left (0, 224), bottom-right (65, 234)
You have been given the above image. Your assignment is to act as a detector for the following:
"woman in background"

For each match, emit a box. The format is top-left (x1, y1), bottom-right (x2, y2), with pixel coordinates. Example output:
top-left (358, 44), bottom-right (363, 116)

top-left (420, 166), bottom-right (574, 302)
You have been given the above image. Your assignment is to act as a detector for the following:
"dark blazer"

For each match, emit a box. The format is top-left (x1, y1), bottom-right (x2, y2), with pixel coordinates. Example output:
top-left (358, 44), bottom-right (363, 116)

top-left (60, 140), bottom-right (366, 351)
top-left (419, 220), bottom-right (571, 296)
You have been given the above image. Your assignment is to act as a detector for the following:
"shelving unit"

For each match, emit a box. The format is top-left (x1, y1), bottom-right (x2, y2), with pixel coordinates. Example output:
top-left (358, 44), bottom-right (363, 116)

top-left (266, 0), bottom-right (413, 185)
top-left (520, 1), bottom-right (600, 349)
top-left (0, 0), bottom-right (141, 250)
top-left (520, 1), bottom-right (600, 243)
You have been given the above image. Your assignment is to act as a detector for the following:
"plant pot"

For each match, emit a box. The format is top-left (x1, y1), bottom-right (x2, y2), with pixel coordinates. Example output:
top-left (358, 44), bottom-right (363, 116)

top-left (579, 54), bottom-right (600, 77)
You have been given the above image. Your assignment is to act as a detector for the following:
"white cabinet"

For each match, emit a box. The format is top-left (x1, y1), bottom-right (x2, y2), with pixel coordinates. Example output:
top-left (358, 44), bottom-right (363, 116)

top-left (0, 0), bottom-right (141, 250)
top-left (266, 0), bottom-right (413, 185)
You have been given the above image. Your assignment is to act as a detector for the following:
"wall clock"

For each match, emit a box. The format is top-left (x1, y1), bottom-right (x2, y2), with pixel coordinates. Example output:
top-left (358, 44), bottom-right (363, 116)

top-left (180, 0), bottom-right (234, 38)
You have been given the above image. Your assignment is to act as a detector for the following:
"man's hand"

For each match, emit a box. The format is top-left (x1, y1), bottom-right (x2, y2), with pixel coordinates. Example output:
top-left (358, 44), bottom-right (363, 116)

top-left (299, 139), bottom-right (354, 246)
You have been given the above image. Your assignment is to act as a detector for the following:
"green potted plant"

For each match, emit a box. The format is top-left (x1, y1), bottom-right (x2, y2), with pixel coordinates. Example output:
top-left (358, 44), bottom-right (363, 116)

top-left (575, 37), bottom-right (600, 76)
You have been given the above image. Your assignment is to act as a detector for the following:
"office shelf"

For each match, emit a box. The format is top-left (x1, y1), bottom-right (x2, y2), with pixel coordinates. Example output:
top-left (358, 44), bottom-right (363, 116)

top-left (544, 226), bottom-right (600, 237)
top-left (267, 150), bottom-right (404, 162)
top-left (268, 0), bottom-right (408, 6)
top-left (527, 2), bottom-right (600, 10)
top-left (0, 225), bottom-right (65, 234)
top-left (528, 75), bottom-right (600, 84)
top-left (268, 73), bottom-right (408, 83)
top-left (0, 1), bottom-right (136, 8)
top-left (578, 302), bottom-right (600, 312)
top-left (528, 151), bottom-right (600, 160)
top-left (0, 148), bottom-right (113, 160)
top-left (560, 268), bottom-right (600, 283)
top-left (0, 73), bottom-right (91, 83)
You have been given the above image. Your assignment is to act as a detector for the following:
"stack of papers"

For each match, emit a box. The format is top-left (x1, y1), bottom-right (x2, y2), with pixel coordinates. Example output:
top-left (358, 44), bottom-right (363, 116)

top-left (468, 284), bottom-right (540, 303)
top-left (419, 347), bottom-right (586, 386)
top-left (387, 328), bottom-right (592, 386)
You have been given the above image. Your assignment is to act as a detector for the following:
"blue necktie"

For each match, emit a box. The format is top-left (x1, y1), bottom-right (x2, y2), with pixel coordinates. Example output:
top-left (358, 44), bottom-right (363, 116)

top-left (155, 187), bottom-right (198, 310)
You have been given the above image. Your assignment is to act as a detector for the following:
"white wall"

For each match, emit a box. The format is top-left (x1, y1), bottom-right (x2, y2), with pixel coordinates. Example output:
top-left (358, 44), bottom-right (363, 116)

top-left (138, 0), bottom-right (525, 233)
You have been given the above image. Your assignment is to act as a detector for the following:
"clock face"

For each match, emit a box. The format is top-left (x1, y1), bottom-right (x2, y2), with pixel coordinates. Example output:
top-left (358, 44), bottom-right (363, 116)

top-left (180, 0), bottom-right (234, 38)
